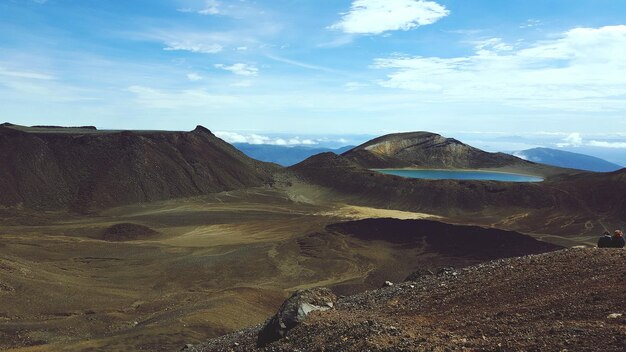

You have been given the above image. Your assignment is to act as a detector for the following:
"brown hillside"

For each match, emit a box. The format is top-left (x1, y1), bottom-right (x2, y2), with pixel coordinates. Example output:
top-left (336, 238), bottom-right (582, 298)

top-left (0, 125), bottom-right (276, 212)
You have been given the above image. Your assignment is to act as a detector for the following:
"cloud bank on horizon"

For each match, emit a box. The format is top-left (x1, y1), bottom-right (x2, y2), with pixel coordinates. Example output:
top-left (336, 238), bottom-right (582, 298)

top-left (0, 0), bottom-right (625, 150)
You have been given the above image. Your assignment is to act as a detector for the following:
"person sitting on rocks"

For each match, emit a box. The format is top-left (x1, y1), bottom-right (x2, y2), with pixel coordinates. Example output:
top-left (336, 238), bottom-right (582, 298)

top-left (612, 230), bottom-right (625, 248)
top-left (598, 231), bottom-right (613, 248)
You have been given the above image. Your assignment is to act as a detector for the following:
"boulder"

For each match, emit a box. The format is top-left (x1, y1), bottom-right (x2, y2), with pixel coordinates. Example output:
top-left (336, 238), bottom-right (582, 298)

top-left (598, 235), bottom-right (613, 248)
top-left (436, 267), bottom-right (457, 277)
top-left (404, 269), bottom-right (434, 282)
top-left (257, 288), bottom-right (337, 347)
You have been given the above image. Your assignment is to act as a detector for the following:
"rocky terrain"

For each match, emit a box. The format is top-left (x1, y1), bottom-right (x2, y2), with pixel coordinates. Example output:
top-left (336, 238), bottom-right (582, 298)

top-left (1, 125), bottom-right (624, 351)
top-left (0, 124), bottom-right (276, 212)
top-left (189, 248), bottom-right (626, 352)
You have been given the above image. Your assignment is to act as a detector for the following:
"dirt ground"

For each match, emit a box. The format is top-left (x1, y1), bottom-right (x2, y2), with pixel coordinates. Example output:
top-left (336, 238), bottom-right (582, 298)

top-left (192, 248), bottom-right (626, 352)
top-left (0, 186), bottom-right (605, 351)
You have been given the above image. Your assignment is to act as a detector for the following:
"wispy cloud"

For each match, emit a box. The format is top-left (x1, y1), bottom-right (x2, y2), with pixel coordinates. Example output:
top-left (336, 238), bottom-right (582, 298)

top-left (186, 73), bottom-right (203, 81)
top-left (163, 41), bottom-right (223, 54)
top-left (345, 81), bottom-right (369, 91)
top-left (588, 140), bottom-right (626, 149)
top-left (127, 85), bottom-right (238, 109)
top-left (265, 54), bottom-right (343, 74)
top-left (373, 25), bottom-right (626, 111)
top-left (555, 133), bottom-right (626, 149)
top-left (520, 19), bottom-right (542, 29)
top-left (230, 80), bottom-right (253, 87)
top-left (214, 63), bottom-right (258, 76)
top-left (178, 0), bottom-right (221, 15)
top-left (330, 0), bottom-right (449, 35)
top-left (129, 28), bottom-right (266, 56)
top-left (0, 65), bottom-right (55, 80)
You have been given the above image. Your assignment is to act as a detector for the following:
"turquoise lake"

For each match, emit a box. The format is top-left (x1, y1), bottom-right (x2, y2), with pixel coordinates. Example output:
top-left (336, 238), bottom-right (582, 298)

top-left (374, 169), bottom-right (544, 183)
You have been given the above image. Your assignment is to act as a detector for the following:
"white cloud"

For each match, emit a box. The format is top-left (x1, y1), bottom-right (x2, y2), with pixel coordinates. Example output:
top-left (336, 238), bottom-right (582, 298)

top-left (556, 133), bottom-right (583, 147)
top-left (330, 0), bottom-right (449, 35)
top-left (317, 35), bottom-right (355, 48)
top-left (512, 151), bottom-right (529, 160)
top-left (0, 66), bottom-right (54, 80)
top-left (588, 140), bottom-right (626, 148)
top-left (215, 131), bottom-right (318, 146)
top-left (520, 19), bottom-right (542, 29)
top-left (198, 0), bottom-right (220, 15)
top-left (164, 41), bottom-right (223, 54)
top-left (266, 54), bottom-right (340, 74)
top-left (373, 25), bottom-right (626, 111)
top-left (215, 63), bottom-right (258, 76)
top-left (186, 73), bottom-right (203, 81)
top-left (345, 82), bottom-right (369, 91)
top-left (230, 80), bottom-right (252, 87)
top-left (236, 46), bottom-right (248, 51)
top-left (178, 0), bottom-right (221, 15)
top-left (473, 38), bottom-right (514, 53)
top-left (127, 85), bottom-right (238, 109)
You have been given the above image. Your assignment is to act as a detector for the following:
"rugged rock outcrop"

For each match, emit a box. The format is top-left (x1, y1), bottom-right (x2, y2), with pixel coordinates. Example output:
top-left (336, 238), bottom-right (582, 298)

top-left (0, 124), bottom-right (277, 212)
top-left (256, 288), bottom-right (337, 347)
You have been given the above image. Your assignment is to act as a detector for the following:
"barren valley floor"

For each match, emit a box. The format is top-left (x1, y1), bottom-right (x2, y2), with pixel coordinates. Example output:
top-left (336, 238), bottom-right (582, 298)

top-left (0, 184), bottom-right (607, 351)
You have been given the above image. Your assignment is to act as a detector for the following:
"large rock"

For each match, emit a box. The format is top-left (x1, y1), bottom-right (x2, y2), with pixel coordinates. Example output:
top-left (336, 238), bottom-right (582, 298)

top-left (257, 288), bottom-right (337, 347)
top-left (404, 269), bottom-right (434, 282)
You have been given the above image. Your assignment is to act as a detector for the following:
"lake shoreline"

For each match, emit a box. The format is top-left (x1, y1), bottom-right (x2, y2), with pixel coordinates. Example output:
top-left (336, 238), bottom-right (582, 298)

top-left (372, 168), bottom-right (544, 183)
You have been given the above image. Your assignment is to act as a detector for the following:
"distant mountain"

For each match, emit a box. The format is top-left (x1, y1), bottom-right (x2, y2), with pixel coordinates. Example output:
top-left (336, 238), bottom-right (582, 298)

top-left (290, 132), bottom-right (626, 234)
top-left (513, 148), bottom-right (623, 172)
top-left (341, 132), bottom-right (566, 177)
top-left (233, 143), bottom-right (354, 166)
top-left (0, 124), bottom-right (276, 212)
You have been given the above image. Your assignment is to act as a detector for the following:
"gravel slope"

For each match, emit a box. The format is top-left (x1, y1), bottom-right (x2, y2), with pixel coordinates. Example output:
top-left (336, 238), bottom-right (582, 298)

top-left (190, 248), bottom-right (626, 352)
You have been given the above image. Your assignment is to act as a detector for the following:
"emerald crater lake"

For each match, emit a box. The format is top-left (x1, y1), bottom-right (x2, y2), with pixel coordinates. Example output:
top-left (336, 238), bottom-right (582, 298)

top-left (374, 169), bottom-right (544, 183)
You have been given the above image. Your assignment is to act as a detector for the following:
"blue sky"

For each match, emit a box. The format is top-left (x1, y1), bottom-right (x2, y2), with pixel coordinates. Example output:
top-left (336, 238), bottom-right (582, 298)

top-left (1, 0), bottom-right (626, 159)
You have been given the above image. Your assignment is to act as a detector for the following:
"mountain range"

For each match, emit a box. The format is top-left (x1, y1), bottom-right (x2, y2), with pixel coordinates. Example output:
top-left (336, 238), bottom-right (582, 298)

top-left (513, 147), bottom-right (623, 172)
top-left (232, 143), bottom-right (353, 166)
top-left (231, 134), bottom-right (623, 173)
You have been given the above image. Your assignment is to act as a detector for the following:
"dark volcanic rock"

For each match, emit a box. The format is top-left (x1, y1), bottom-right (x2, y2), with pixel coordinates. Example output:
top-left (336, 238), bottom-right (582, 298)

top-left (257, 288), bottom-right (337, 347)
top-left (0, 125), bottom-right (277, 211)
top-left (101, 223), bottom-right (158, 242)
top-left (31, 125), bottom-right (97, 130)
